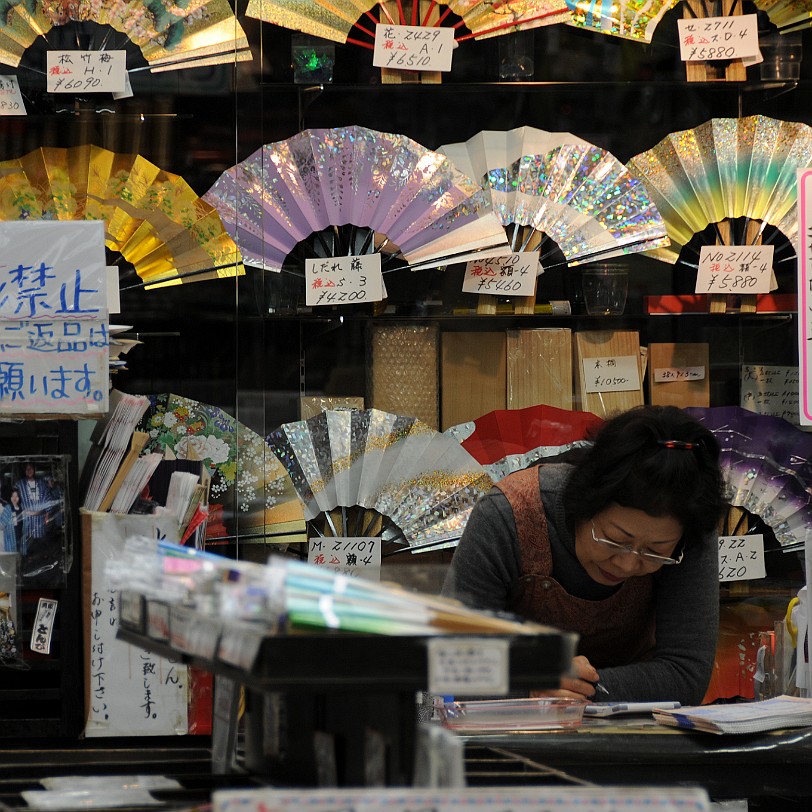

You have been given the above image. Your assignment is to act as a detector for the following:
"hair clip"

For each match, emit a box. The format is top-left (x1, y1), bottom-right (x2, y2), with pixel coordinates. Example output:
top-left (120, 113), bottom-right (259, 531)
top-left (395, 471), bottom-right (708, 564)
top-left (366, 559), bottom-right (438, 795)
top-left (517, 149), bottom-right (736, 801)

top-left (657, 440), bottom-right (696, 450)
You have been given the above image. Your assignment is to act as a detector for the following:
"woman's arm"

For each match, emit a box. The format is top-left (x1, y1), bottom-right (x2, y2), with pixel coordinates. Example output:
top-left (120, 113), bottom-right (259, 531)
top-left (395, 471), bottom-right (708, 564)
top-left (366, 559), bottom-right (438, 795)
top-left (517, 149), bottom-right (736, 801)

top-left (595, 533), bottom-right (719, 705)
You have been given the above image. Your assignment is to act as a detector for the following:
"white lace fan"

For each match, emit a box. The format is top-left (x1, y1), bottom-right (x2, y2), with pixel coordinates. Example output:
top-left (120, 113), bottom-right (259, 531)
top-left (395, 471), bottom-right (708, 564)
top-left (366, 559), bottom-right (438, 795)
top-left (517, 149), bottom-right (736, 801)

top-left (438, 126), bottom-right (670, 268)
top-left (202, 125), bottom-right (511, 275)
top-left (267, 408), bottom-right (494, 552)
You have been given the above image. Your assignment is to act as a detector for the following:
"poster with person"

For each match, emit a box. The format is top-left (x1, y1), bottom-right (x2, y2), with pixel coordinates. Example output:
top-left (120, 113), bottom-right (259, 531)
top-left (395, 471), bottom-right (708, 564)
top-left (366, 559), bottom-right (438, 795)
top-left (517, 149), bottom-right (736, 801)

top-left (0, 456), bottom-right (70, 588)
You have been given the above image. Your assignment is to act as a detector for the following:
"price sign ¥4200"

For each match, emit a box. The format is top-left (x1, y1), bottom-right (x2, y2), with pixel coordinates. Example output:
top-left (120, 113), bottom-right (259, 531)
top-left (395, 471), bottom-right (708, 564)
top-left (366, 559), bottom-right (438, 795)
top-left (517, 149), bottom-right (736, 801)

top-left (305, 254), bottom-right (384, 307)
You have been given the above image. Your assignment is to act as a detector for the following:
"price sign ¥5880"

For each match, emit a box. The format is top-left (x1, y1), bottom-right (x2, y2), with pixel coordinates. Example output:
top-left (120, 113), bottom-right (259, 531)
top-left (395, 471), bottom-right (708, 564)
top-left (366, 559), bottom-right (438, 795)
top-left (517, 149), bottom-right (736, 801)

top-left (695, 244), bottom-right (774, 295)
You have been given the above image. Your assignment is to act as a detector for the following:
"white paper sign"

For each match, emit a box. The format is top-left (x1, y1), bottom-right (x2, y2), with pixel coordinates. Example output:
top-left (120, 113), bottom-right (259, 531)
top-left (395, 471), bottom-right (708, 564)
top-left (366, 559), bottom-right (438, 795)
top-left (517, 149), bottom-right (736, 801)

top-left (305, 254), bottom-right (384, 307)
top-left (695, 244), bottom-right (774, 295)
top-left (373, 24), bottom-right (455, 72)
top-left (47, 50), bottom-right (127, 93)
top-left (427, 637), bottom-right (509, 695)
top-left (582, 355), bottom-right (641, 393)
top-left (677, 14), bottom-right (759, 61)
top-left (0, 76), bottom-right (24, 115)
top-left (308, 537), bottom-right (381, 581)
top-left (462, 253), bottom-right (539, 296)
top-left (653, 366), bottom-right (706, 383)
top-left (718, 534), bottom-right (766, 582)
top-left (798, 169), bottom-right (812, 426)
top-left (85, 512), bottom-right (187, 738)
top-left (30, 597), bottom-right (58, 655)
top-left (741, 364), bottom-right (801, 425)
top-left (0, 222), bottom-right (109, 415)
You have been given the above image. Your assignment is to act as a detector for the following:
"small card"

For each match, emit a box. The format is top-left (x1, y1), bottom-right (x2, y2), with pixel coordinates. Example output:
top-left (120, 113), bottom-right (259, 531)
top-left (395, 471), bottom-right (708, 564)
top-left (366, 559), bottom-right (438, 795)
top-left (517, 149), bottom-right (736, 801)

top-left (462, 253), bottom-right (540, 296)
top-left (718, 534), bottom-right (766, 582)
top-left (677, 14), bottom-right (759, 61)
top-left (653, 366), bottom-right (706, 383)
top-left (0, 76), bottom-right (24, 115)
top-left (305, 254), bottom-right (384, 306)
top-left (30, 598), bottom-right (58, 655)
top-left (47, 50), bottom-right (127, 93)
top-left (373, 24), bottom-right (455, 72)
top-left (582, 355), bottom-right (641, 393)
top-left (308, 537), bottom-right (381, 581)
top-left (696, 244), bottom-right (774, 295)
top-left (428, 637), bottom-right (509, 696)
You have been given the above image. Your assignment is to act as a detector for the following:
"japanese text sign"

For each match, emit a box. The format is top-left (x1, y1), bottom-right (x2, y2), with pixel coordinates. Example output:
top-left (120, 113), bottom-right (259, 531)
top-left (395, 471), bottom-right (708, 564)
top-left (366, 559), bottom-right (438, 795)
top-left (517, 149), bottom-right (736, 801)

top-left (305, 254), bottom-right (384, 307)
top-left (695, 244), bottom-right (774, 295)
top-left (308, 536), bottom-right (381, 581)
top-left (373, 24), bottom-right (455, 72)
top-left (47, 50), bottom-right (127, 93)
top-left (798, 169), bottom-right (812, 426)
top-left (462, 253), bottom-right (540, 296)
top-left (0, 221), bottom-right (109, 415)
top-left (653, 365), bottom-right (706, 383)
top-left (718, 534), bottom-right (766, 582)
top-left (677, 14), bottom-right (759, 61)
top-left (582, 355), bottom-right (641, 393)
top-left (428, 636), bottom-right (509, 695)
top-left (741, 364), bottom-right (800, 425)
top-left (0, 76), bottom-right (24, 115)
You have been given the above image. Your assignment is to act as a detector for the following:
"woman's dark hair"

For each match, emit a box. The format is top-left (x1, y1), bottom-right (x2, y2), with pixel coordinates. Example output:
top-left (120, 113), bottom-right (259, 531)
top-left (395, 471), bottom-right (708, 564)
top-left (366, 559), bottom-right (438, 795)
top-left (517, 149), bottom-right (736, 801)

top-left (563, 405), bottom-right (726, 546)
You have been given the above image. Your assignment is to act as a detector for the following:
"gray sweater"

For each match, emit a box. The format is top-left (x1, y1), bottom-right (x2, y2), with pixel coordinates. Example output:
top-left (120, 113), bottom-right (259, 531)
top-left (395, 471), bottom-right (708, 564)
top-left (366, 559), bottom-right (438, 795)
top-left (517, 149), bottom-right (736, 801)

top-left (442, 464), bottom-right (719, 705)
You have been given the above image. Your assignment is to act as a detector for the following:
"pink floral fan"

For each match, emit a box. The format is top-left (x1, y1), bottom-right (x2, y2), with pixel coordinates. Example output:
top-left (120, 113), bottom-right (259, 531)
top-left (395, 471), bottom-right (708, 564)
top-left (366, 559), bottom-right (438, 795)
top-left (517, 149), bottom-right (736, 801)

top-left (202, 126), bottom-right (511, 276)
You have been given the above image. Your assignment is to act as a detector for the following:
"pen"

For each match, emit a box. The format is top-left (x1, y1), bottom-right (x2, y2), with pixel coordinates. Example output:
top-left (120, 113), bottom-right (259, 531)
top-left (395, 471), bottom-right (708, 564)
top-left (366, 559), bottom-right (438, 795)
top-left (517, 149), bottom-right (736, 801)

top-left (593, 681), bottom-right (610, 696)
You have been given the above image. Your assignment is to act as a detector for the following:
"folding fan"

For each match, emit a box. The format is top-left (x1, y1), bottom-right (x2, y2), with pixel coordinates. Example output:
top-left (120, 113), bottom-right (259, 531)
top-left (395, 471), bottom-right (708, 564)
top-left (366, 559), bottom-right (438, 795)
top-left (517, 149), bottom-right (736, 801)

top-left (438, 126), bottom-right (670, 268)
top-left (627, 115), bottom-right (812, 266)
top-left (202, 125), bottom-right (511, 275)
top-left (685, 405), bottom-right (812, 549)
top-left (0, 144), bottom-right (243, 289)
top-left (139, 394), bottom-right (304, 544)
top-left (245, 0), bottom-right (571, 49)
top-left (267, 407), bottom-right (494, 551)
top-left (445, 403), bottom-right (603, 480)
top-left (0, 0), bottom-right (251, 72)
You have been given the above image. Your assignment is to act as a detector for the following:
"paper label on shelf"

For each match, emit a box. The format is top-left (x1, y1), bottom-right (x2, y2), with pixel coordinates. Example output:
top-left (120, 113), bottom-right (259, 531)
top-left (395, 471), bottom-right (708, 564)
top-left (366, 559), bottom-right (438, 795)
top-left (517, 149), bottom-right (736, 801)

top-left (0, 76), bottom-right (24, 115)
top-left (119, 591), bottom-right (143, 629)
top-left (462, 253), bottom-right (540, 296)
top-left (718, 534), bottom-right (766, 582)
top-left (677, 14), bottom-right (759, 61)
top-left (373, 24), bottom-right (455, 73)
top-left (741, 365), bottom-right (802, 426)
top-left (582, 355), bottom-right (641, 393)
top-left (147, 600), bottom-right (171, 642)
top-left (218, 623), bottom-right (264, 670)
top-left (427, 636), bottom-right (509, 695)
top-left (695, 244), bottom-right (774, 295)
top-left (308, 537), bottom-right (381, 581)
top-left (47, 50), bottom-right (127, 93)
top-left (30, 598), bottom-right (58, 655)
top-left (305, 254), bottom-right (384, 307)
top-left (653, 366), bottom-right (706, 383)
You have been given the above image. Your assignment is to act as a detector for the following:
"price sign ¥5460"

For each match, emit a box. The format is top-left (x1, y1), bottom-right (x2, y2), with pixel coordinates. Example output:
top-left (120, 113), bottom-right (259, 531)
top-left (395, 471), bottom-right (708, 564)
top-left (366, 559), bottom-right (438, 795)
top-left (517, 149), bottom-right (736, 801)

top-left (462, 253), bottom-right (540, 296)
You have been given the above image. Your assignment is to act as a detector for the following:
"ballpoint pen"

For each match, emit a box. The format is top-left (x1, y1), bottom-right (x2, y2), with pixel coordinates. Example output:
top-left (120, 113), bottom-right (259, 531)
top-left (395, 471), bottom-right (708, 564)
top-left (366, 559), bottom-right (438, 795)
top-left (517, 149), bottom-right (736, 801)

top-left (593, 681), bottom-right (610, 697)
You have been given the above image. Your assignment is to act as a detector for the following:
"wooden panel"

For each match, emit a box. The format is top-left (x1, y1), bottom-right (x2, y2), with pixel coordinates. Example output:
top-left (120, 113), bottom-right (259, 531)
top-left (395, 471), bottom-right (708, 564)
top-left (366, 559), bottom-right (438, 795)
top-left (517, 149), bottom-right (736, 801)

top-left (441, 332), bottom-right (506, 430)
top-left (573, 330), bottom-right (644, 418)
top-left (648, 342), bottom-right (710, 408)
top-left (506, 328), bottom-right (572, 410)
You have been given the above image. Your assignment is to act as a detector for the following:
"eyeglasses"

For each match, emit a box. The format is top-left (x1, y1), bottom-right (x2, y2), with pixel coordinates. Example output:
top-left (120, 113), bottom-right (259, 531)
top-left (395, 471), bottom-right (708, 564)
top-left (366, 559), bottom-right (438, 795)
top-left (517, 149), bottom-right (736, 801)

top-left (590, 521), bottom-right (683, 566)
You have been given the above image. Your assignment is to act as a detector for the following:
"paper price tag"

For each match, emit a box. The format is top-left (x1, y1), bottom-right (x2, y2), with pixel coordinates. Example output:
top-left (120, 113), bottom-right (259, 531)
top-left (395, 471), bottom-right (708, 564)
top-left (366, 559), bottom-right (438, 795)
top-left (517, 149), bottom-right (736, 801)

top-left (119, 591), bottom-right (144, 629)
top-left (696, 244), bottom-right (774, 294)
top-left (462, 253), bottom-right (540, 296)
top-left (653, 366), bottom-right (706, 383)
top-left (305, 254), bottom-right (384, 307)
top-left (718, 534), bottom-right (766, 582)
top-left (169, 605), bottom-right (193, 651)
top-left (218, 624), bottom-right (264, 670)
top-left (146, 600), bottom-right (171, 642)
top-left (0, 76), bottom-right (24, 115)
top-left (30, 598), bottom-right (58, 655)
top-left (582, 355), bottom-right (641, 393)
top-left (373, 24), bottom-right (455, 72)
top-left (427, 637), bottom-right (509, 695)
top-left (308, 537), bottom-right (382, 581)
top-left (184, 614), bottom-right (222, 659)
top-left (47, 50), bottom-right (127, 93)
top-left (677, 14), bottom-right (759, 61)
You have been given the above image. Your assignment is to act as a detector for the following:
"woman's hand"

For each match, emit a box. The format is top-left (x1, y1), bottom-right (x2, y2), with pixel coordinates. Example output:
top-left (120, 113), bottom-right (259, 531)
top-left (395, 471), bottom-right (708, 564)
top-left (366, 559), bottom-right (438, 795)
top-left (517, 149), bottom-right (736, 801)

top-left (530, 655), bottom-right (600, 700)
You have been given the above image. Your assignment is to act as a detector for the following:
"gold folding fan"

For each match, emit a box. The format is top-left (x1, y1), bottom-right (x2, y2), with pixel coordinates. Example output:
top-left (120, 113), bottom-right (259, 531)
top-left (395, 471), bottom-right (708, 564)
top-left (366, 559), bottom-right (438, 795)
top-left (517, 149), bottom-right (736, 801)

top-left (0, 144), bottom-right (243, 289)
top-left (0, 0), bottom-right (251, 71)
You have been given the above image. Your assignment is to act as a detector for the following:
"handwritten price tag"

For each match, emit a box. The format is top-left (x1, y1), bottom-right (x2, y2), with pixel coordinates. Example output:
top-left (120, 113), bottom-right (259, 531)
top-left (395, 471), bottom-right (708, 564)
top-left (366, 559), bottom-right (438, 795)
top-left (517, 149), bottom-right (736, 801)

top-left (582, 355), bottom-right (640, 393)
top-left (677, 14), bottom-right (759, 61)
top-left (462, 253), bottom-right (540, 296)
top-left (47, 50), bottom-right (126, 93)
top-left (653, 366), bottom-right (706, 383)
top-left (373, 24), bottom-right (455, 72)
top-left (0, 76), bottom-right (24, 115)
top-left (308, 537), bottom-right (381, 581)
top-left (696, 244), bottom-right (774, 294)
top-left (427, 637), bottom-right (509, 695)
top-left (741, 364), bottom-right (801, 425)
top-left (305, 254), bottom-right (384, 307)
top-left (718, 534), bottom-right (766, 582)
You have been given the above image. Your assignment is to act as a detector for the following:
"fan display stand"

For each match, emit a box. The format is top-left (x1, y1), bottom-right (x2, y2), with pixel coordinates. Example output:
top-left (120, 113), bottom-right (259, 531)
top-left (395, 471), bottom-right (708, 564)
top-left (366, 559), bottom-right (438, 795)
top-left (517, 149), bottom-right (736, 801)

top-left (682, 0), bottom-right (747, 83)
top-left (116, 593), bottom-right (573, 786)
top-left (379, 0), bottom-right (442, 84)
top-left (708, 219), bottom-right (761, 314)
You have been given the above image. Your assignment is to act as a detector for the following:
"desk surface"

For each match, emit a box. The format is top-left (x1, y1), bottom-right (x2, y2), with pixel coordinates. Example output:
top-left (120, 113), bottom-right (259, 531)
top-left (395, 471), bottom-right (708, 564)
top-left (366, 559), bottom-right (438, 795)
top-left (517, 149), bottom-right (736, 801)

top-left (460, 716), bottom-right (812, 806)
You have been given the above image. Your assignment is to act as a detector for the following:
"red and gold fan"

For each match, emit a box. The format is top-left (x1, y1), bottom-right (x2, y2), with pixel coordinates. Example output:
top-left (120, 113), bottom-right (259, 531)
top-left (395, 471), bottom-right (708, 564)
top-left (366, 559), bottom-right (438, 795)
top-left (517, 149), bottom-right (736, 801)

top-left (0, 144), bottom-right (243, 289)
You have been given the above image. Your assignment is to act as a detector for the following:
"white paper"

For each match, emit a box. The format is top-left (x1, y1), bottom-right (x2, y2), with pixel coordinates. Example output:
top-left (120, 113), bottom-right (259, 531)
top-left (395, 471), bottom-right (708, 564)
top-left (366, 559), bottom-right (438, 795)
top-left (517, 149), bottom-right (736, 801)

top-left (308, 537), bottom-right (381, 581)
top-left (653, 366), bottom-right (706, 383)
top-left (305, 254), bottom-right (384, 306)
top-left (428, 637), bottom-right (509, 695)
top-left (678, 14), bottom-right (759, 61)
top-left (47, 50), bottom-right (127, 93)
top-left (695, 244), bottom-right (774, 295)
top-left (740, 364), bottom-right (801, 425)
top-left (718, 534), bottom-right (766, 582)
top-left (582, 355), bottom-right (641, 393)
top-left (462, 253), bottom-right (540, 296)
top-left (373, 24), bottom-right (455, 72)
top-left (798, 169), bottom-right (812, 426)
top-left (0, 75), bottom-right (25, 115)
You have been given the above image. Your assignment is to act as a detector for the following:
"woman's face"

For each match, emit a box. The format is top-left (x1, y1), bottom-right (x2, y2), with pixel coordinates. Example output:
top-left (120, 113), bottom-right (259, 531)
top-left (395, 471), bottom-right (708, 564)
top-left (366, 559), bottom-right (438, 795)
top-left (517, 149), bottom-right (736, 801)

top-left (9, 490), bottom-right (19, 506)
top-left (575, 503), bottom-right (683, 587)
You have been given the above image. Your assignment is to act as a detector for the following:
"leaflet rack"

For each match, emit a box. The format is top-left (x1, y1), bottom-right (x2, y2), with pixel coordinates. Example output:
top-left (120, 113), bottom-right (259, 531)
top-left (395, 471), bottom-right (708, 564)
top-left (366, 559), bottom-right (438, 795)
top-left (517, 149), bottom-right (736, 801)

top-left (116, 591), bottom-right (574, 788)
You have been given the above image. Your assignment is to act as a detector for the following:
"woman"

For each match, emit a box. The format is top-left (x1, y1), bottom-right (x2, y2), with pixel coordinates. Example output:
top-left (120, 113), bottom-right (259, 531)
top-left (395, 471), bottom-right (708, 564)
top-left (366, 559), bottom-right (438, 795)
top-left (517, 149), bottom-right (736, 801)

top-left (0, 496), bottom-right (15, 553)
top-left (9, 488), bottom-right (22, 551)
top-left (442, 405), bottom-right (726, 705)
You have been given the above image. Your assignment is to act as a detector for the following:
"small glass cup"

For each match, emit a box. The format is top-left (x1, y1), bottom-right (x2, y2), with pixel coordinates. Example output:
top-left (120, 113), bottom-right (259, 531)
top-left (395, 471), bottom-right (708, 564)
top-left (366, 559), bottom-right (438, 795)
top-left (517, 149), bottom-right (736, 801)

top-left (581, 266), bottom-right (628, 316)
top-left (759, 32), bottom-right (803, 82)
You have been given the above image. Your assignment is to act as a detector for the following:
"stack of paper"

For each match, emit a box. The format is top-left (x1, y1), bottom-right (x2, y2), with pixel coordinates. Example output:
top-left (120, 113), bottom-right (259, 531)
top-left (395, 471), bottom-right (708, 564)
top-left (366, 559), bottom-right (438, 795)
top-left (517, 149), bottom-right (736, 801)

top-left (109, 453), bottom-right (164, 515)
top-left (652, 695), bottom-right (812, 734)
